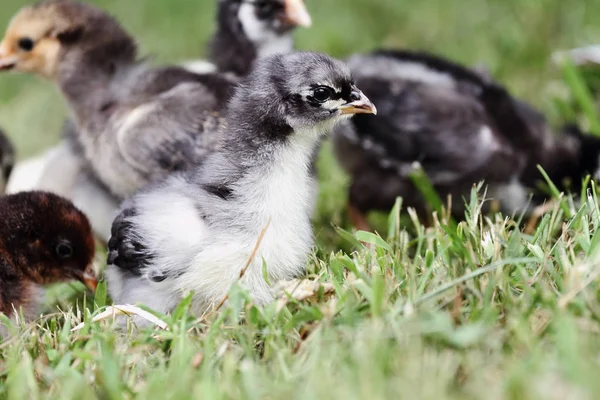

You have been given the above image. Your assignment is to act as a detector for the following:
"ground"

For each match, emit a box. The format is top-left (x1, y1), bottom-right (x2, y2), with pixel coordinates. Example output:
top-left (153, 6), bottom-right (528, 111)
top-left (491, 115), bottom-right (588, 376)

top-left (1, 0), bottom-right (600, 398)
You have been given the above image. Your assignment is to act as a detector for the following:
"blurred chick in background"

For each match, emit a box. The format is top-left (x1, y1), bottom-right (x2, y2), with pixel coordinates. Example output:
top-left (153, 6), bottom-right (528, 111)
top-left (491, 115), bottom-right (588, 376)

top-left (0, 126), bottom-right (14, 194)
top-left (333, 50), bottom-right (600, 229)
top-left (185, 0), bottom-right (311, 75)
top-left (3, 0), bottom-right (311, 241)
top-left (0, 191), bottom-right (96, 336)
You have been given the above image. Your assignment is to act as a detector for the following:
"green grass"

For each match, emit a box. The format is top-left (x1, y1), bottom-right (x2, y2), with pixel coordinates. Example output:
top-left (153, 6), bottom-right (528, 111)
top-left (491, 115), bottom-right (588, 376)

top-left (2, 0), bottom-right (600, 398)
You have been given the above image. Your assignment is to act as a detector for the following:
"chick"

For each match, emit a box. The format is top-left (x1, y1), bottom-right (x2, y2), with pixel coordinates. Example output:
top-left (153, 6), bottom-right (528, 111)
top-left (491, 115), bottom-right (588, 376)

top-left (0, 127), bottom-right (14, 194)
top-left (106, 52), bottom-right (376, 317)
top-left (204, 0), bottom-right (311, 76)
top-left (0, 191), bottom-right (97, 333)
top-left (332, 50), bottom-right (600, 227)
top-left (0, 0), bottom-right (236, 200)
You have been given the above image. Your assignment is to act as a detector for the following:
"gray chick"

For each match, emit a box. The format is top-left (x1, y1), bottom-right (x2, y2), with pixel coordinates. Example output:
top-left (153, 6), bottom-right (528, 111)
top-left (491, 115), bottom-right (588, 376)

top-left (0, 128), bottom-right (14, 194)
top-left (0, 0), bottom-right (236, 200)
top-left (106, 52), bottom-right (376, 317)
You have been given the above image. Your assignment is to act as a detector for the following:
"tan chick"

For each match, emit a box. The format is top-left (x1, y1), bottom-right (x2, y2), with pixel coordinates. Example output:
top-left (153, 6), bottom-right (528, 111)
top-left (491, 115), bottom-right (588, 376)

top-left (0, 0), bottom-right (234, 201)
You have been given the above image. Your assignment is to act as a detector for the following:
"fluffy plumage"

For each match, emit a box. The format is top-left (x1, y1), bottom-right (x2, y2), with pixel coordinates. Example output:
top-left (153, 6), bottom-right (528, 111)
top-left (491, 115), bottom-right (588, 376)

top-left (0, 0), bottom-right (237, 199)
top-left (333, 50), bottom-right (600, 224)
top-left (106, 52), bottom-right (375, 318)
top-left (0, 128), bottom-right (14, 194)
top-left (0, 191), bottom-right (96, 333)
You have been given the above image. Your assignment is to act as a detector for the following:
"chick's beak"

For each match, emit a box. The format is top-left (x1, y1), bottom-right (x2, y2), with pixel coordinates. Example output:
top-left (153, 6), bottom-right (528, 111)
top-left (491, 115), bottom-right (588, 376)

top-left (338, 91), bottom-right (378, 116)
top-left (0, 41), bottom-right (18, 71)
top-left (283, 0), bottom-right (312, 28)
top-left (79, 264), bottom-right (98, 292)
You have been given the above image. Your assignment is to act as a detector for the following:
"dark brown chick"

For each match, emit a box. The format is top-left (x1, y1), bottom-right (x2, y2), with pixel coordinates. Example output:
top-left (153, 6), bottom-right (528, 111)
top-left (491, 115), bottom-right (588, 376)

top-left (0, 191), bottom-right (97, 323)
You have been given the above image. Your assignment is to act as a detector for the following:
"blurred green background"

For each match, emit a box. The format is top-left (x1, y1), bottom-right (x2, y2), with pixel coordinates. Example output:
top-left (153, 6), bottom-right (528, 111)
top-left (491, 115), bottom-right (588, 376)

top-left (1, 0), bottom-right (599, 157)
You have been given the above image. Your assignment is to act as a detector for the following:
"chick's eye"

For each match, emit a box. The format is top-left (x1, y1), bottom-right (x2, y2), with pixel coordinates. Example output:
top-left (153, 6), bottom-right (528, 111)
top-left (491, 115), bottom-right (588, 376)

top-left (56, 242), bottom-right (74, 259)
top-left (17, 37), bottom-right (34, 52)
top-left (313, 87), bottom-right (333, 103)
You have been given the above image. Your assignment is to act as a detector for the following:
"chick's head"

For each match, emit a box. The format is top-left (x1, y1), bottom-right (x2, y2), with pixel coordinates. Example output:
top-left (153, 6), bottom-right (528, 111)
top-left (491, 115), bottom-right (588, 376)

top-left (0, 0), bottom-right (134, 80)
top-left (1, 191), bottom-right (98, 292)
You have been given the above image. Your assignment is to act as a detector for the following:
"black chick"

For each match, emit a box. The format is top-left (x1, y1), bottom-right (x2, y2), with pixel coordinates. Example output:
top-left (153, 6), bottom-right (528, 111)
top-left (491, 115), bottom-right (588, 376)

top-left (333, 50), bottom-right (600, 228)
top-left (0, 127), bottom-right (14, 194)
top-left (0, 191), bottom-right (97, 330)
top-left (207, 0), bottom-right (311, 76)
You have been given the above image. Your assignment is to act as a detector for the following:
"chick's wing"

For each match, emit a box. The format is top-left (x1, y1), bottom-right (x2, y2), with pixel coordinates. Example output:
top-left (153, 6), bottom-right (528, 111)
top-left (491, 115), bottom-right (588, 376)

top-left (115, 69), bottom-right (235, 181)
top-left (350, 78), bottom-right (521, 185)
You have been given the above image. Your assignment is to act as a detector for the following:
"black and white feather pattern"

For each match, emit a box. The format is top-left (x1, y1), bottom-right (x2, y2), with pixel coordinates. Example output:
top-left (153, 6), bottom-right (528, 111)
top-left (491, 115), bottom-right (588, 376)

top-left (205, 0), bottom-right (298, 76)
